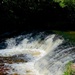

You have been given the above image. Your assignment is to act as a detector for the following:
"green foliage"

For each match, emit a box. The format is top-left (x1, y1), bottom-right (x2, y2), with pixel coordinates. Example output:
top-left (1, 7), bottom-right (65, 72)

top-left (54, 0), bottom-right (66, 8)
top-left (64, 62), bottom-right (72, 75)
top-left (54, 0), bottom-right (75, 8)
top-left (63, 62), bottom-right (75, 75)
top-left (53, 31), bottom-right (75, 44)
top-left (0, 0), bottom-right (75, 28)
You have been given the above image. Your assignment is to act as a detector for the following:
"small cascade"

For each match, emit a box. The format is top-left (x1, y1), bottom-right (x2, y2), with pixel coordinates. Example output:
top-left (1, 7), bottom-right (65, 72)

top-left (0, 31), bottom-right (74, 75)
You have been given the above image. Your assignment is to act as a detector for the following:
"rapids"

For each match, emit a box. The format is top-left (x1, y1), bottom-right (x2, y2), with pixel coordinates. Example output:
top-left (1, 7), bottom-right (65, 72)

top-left (0, 31), bottom-right (74, 75)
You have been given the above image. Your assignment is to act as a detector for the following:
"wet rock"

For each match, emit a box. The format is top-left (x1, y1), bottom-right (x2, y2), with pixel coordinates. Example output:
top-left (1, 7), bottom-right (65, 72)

top-left (0, 63), bottom-right (9, 75)
top-left (0, 56), bottom-right (28, 64)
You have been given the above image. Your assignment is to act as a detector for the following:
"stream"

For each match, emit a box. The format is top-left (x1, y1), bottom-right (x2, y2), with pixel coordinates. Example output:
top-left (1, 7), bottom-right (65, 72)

top-left (0, 31), bottom-right (74, 75)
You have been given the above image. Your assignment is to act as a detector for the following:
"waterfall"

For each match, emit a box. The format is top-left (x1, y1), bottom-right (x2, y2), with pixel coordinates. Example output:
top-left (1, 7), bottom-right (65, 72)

top-left (34, 47), bottom-right (75, 75)
top-left (0, 31), bottom-right (74, 75)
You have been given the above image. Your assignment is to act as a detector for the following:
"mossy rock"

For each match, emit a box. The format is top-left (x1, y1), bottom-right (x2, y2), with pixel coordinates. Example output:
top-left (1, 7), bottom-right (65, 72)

top-left (53, 30), bottom-right (75, 44)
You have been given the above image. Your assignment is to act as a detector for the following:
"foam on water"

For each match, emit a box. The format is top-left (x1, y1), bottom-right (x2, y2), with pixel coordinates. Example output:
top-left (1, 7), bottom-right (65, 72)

top-left (5, 62), bottom-right (42, 75)
top-left (0, 32), bottom-right (64, 75)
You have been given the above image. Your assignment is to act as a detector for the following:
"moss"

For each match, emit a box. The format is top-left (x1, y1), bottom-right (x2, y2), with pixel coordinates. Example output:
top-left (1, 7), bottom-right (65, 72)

top-left (63, 62), bottom-right (75, 75)
top-left (53, 30), bottom-right (75, 44)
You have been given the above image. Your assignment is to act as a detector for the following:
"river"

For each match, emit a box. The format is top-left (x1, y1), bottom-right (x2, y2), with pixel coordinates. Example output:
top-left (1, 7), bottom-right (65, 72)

top-left (0, 31), bottom-right (74, 75)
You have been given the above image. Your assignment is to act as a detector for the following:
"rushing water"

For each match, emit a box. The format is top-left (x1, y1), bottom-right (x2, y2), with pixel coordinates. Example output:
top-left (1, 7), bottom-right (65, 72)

top-left (0, 31), bottom-right (74, 75)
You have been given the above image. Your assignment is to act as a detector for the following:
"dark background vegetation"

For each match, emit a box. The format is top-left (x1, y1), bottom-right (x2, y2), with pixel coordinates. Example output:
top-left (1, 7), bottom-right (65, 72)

top-left (0, 0), bottom-right (75, 35)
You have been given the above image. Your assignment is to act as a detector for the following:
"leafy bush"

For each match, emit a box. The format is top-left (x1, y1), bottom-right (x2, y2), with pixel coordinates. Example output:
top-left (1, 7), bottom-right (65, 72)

top-left (54, 0), bottom-right (75, 8)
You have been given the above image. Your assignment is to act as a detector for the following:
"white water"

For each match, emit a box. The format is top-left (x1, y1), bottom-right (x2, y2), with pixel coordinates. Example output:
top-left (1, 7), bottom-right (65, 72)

top-left (0, 32), bottom-right (74, 75)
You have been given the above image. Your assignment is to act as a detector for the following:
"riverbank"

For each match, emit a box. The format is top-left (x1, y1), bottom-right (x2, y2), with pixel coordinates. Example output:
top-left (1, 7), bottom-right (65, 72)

top-left (53, 30), bottom-right (75, 44)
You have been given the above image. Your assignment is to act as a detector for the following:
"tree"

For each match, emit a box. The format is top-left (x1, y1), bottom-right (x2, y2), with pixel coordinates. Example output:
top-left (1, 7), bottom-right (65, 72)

top-left (54, 0), bottom-right (75, 8)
